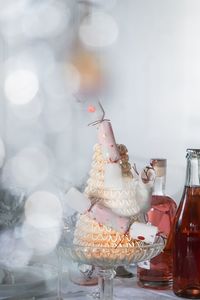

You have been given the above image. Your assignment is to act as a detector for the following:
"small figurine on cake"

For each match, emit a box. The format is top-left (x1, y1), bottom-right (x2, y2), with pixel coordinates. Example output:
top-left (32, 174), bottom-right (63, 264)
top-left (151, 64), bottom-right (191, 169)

top-left (65, 102), bottom-right (157, 260)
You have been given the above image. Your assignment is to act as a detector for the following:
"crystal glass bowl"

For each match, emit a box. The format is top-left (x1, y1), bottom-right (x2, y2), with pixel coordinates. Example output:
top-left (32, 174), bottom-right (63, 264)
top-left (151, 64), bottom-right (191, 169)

top-left (58, 236), bottom-right (165, 300)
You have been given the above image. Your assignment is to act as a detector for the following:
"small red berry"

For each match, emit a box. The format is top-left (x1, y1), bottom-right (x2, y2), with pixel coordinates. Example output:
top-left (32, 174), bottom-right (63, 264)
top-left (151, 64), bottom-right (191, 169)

top-left (87, 105), bottom-right (96, 113)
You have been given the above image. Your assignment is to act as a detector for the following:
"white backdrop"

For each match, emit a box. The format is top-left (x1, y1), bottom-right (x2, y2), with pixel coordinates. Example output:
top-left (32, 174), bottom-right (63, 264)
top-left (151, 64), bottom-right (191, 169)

top-left (102, 0), bottom-right (200, 203)
top-left (1, 0), bottom-right (200, 205)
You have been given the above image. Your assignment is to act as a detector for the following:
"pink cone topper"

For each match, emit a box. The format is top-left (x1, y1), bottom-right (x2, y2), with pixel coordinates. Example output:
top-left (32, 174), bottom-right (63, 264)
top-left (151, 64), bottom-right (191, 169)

top-left (98, 120), bottom-right (120, 163)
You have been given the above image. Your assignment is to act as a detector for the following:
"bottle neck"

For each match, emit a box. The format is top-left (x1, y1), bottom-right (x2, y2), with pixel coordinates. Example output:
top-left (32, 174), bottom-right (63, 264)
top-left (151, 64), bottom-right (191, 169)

top-left (185, 157), bottom-right (200, 187)
top-left (153, 176), bottom-right (166, 196)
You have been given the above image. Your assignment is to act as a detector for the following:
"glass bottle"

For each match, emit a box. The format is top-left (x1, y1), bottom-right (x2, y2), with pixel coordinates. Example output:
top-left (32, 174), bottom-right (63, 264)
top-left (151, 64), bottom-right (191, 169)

top-left (173, 149), bottom-right (200, 298)
top-left (137, 159), bottom-right (177, 289)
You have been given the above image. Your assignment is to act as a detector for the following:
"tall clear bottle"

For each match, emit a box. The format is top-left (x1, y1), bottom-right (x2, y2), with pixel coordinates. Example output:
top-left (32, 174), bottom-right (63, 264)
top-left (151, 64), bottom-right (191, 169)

top-left (137, 159), bottom-right (177, 289)
top-left (173, 149), bottom-right (200, 298)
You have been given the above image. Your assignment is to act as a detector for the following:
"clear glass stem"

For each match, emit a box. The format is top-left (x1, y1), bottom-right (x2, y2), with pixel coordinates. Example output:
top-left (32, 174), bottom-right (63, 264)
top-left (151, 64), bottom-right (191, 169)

top-left (97, 268), bottom-right (116, 300)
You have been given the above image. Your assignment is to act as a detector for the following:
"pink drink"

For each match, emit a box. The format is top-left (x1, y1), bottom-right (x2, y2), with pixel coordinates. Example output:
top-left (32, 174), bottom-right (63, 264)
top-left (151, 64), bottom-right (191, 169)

top-left (137, 159), bottom-right (177, 289)
top-left (173, 149), bottom-right (200, 298)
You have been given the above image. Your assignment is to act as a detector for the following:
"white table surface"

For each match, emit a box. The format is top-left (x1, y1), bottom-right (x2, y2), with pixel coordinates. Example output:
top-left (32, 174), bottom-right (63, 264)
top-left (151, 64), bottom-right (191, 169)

top-left (0, 251), bottom-right (188, 300)
top-left (0, 274), bottom-right (188, 300)
top-left (57, 276), bottom-right (187, 300)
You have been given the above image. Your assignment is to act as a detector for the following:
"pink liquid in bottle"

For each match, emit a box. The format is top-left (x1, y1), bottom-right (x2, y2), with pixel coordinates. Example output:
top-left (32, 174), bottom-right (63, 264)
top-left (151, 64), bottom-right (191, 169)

top-left (137, 159), bottom-right (177, 289)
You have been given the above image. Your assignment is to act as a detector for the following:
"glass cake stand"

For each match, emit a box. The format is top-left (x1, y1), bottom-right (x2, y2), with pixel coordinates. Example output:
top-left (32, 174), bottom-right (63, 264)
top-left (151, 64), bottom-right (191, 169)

top-left (57, 236), bottom-right (165, 300)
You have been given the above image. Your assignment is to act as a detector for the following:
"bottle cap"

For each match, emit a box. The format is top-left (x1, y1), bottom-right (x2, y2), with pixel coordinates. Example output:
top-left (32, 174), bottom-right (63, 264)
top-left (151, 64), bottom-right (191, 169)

top-left (186, 149), bottom-right (200, 158)
top-left (150, 158), bottom-right (166, 177)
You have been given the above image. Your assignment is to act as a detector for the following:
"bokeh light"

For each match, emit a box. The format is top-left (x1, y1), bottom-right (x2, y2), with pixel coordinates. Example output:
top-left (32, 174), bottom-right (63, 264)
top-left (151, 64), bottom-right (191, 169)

top-left (4, 44), bottom-right (55, 77)
top-left (22, 190), bottom-right (62, 255)
top-left (10, 146), bottom-right (51, 189)
top-left (10, 97), bottom-right (43, 121)
top-left (43, 63), bottom-right (80, 98)
top-left (0, 229), bottom-right (33, 269)
top-left (4, 123), bottom-right (46, 155)
top-left (0, 0), bottom-right (28, 42)
top-left (22, 1), bottom-right (70, 39)
top-left (22, 221), bottom-right (61, 255)
top-left (79, 11), bottom-right (119, 48)
top-left (5, 70), bottom-right (39, 105)
top-left (0, 0), bottom-right (27, 21)
top-left (25, 190), bottom-right (63, 228)
top-left (26, 43), bottom-right (55, 74)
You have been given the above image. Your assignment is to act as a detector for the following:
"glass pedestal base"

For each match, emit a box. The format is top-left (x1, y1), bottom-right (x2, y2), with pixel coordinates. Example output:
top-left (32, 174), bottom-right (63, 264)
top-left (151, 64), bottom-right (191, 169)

top-left (57, 236), bottom-right (165, 300)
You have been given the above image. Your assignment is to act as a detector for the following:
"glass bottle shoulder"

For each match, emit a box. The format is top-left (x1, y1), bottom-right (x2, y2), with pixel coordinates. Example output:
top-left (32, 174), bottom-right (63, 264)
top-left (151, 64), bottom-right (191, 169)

top-left (151, 195), bottom-right (177, 212)
top-left (174, 186), bottom-right (200, 230)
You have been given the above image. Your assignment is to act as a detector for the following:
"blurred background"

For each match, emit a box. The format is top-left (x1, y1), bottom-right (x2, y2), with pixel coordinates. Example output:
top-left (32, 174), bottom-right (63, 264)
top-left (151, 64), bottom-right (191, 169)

top-left (0, 0), bottom-right (200, 225)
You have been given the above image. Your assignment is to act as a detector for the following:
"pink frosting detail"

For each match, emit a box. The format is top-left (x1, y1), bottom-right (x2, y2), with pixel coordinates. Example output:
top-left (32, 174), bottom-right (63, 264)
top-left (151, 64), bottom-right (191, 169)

top-left (98, 120), bottom-right (120, 162)
top-left (87, 203), bottom-right (130, 233)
